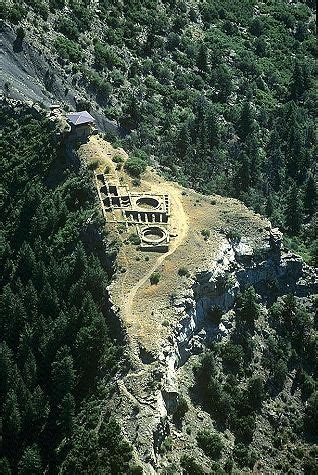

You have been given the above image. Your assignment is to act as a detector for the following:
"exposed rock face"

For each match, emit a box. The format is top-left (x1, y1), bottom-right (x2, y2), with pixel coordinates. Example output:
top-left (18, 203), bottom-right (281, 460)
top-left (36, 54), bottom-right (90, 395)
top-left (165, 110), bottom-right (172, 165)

top-left (166, 228), bottom-right (317, 370)
top-left (109, 227), bottom-right (317, 471)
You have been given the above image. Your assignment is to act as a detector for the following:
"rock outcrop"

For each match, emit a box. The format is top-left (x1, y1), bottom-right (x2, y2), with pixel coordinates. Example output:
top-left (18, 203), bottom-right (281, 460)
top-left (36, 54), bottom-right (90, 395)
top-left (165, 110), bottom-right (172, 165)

top-left (108, 226), bottom-right (317, 472)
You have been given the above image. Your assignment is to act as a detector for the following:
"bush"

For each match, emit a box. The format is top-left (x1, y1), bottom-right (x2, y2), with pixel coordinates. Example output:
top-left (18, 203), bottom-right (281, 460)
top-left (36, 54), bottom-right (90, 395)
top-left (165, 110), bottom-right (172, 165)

top-left (233, 443), bottom-right (257, 468)
top-left (57, 17), bottom-right (79, 40)
top-left (196, 430), bottom-right (224, 460)
top-left (222, 342), bottom-right (245, 373)
top-left (232, 414), bottom-right (256, 442)
top-left (178, 267), bottom-right (190, 277)
top-left (54, 36), bottom-right (82, 62)
top-left (180, 455), bottom-right (204, 475)
top-left (124, 157), bottom-right (147, 177)
top-left (150, 272), bottom-right (160, 285)
top-left (113, 154), bottom-right (125, 163)
top-left (128, 234), bottom-right (141, 245)
top-left (173, 396), bottom-right (188, 422)
top-left (94, 42), bottom-right (120, 69)
top-left (201, 229), bottom-right (210, 239)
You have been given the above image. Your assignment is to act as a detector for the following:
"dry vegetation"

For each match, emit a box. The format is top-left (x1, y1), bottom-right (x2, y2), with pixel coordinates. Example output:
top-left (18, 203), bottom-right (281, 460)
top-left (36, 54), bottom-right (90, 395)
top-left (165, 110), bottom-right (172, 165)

top-left (78, 135), bottom-right (269, 356)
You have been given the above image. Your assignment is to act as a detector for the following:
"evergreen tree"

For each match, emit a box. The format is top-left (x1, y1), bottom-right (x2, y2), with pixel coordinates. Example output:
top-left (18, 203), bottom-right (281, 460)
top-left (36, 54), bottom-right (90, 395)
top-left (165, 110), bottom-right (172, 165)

top-left (236, 287), bottom-right (261, 325)
top-left (17, 445), bottom-right (42, 475)
top-left (304, 174), bottom-right (316, 215)
top-left (235, 153), bottom-right (251, 192)
top-left (57, 392), bottom-right (75, 436)
top-left (0, 458), bottom-right (11, 475)
top-left (238, 102), bottom-right (254, 140)
top-left (196, 43), bottom-right (208, 71)
top-left (285, 182), bottom-right (303, 234)
top-left (216, 65), bottom-right (233, 102)
top-left (207, 109), bottom-right (219, 149)
top-left (176, 122), bottom-right (191, 158)
top-left (50, 346), bottom-right (75, 403)
top-left (3, 389), bottom-right (21, 456)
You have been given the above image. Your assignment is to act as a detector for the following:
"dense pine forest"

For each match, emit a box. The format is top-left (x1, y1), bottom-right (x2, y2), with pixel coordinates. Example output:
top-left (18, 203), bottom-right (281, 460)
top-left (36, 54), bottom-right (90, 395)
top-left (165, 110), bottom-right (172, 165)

top-left (0, 104), bottom-right (134, 473)
top-left (3, 0), bottom-right (316, 262)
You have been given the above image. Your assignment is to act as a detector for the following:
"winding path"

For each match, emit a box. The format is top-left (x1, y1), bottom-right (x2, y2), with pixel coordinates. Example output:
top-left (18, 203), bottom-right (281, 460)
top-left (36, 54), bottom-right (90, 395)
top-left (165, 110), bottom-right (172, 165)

top-left (122, 182), bottom-right (189, 323)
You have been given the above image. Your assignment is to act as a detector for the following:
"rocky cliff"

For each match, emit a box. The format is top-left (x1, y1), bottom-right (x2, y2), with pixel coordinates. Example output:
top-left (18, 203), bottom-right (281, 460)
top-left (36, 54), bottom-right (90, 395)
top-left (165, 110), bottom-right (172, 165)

top-left (107, 226), bottom-right (317, 473)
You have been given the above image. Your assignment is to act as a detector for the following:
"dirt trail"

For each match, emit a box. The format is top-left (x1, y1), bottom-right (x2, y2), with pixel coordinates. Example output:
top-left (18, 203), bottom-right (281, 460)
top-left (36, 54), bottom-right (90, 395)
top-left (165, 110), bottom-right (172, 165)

top-left (122, 181), bottom-right (189, 325)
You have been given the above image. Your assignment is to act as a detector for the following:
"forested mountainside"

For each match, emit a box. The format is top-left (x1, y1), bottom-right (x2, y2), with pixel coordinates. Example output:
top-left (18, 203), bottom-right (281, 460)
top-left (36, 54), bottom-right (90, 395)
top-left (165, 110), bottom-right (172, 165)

top-left (0, 103), bottom-right (136, 474)
top-left (2, 0), bottom-right (317, 263)
top-left (187, 291), bottom-right (318, 474)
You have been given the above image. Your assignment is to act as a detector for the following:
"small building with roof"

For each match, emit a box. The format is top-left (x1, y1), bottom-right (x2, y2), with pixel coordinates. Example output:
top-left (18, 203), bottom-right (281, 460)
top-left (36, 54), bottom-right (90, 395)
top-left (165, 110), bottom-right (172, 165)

top-left (66, 110), bottom-right (96, 140)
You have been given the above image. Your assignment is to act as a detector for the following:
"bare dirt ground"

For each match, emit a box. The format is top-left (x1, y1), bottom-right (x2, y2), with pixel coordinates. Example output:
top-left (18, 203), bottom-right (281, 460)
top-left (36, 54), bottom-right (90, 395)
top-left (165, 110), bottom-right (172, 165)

top-left (79, 135), bottom-right (269, 356)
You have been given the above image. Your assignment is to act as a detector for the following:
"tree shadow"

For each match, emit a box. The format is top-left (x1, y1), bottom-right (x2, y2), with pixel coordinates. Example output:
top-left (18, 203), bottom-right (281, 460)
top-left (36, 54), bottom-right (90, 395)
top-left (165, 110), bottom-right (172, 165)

top-left (13, 38), bottom-right (23, 53)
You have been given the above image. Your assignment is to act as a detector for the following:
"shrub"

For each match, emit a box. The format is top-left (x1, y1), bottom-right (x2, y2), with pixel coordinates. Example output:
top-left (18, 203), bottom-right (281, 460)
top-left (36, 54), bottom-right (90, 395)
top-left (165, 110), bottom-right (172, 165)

top-left (196, 430), bottom-right (224, 460)
top-left (201, 229), bottom-right (210, 239)
top-left (161, 436), bottom-right (173, 453)
top-left (150, 272), bottom-right (160, 285)
top-left (57, 17), bottom-right (79, 40)
top-left (8, 4), bottom-right (26, 23)
top-left (124, 157), bottom-right (147, 177)
top-left (94, 42), bottom-right (120, 69)
top-left (221, 342), bottom-right (245, 373)
top-left (233, 443), bottom-right (250, 467)
top-left (232, 414), bottom-right (256, 442)
top-left (87, 159), bottom-right (99, 170)
top-left (128, 234), bottom-right (141, 245)
top-left (180, 455), bottom-right (204, 475)
top-left (178, 266), bottom-right (190, 277)
top-left (54, 36), bottom-right (82, 62)
top-left (226, 229), bottom-right (242, 241)
top-left (173, 396), bottom-right (188, 422)
top-left (113, 154), bottom-right (124, 163)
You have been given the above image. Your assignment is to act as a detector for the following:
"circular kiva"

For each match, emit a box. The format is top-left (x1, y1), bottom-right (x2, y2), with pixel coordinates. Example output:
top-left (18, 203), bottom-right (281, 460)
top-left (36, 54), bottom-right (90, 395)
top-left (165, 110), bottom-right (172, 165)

top-left (136, 196), bottom-right (160, 209)
top-left (141, 226), bottom-right (167, 244)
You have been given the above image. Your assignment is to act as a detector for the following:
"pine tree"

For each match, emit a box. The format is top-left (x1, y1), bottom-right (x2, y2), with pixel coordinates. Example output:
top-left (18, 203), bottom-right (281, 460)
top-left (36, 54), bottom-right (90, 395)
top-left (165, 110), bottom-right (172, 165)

top-left (57, 392), bottom-right (75, 436)
top-left (285, 182), bottom-right (303, 234)
top-left (235, 153), bottom-right (251, 192)
top-left (207, 109), bottom-right (219, 149)
top-left (290, 61), bottom-right (305, 99)
top-left (0, 458), bottom-right (11, 474)
top-left (304, 174), bottom-right (316, 216)
top-left (216, 65), bottom-right (233, 102)
top-left (176, 122), bottom-right (191, 158)
top-left (18, 444), bottom-right (42, 475)
top-left (3, 389), bottom-right (21, 456)
top-left (50, 346), bottom-right (75, 403)
top-left (196, 43), bottom-right (208, 71)
top-left (0, 343), bottom-right (14, 404)
top-left (236, 287), bottom-right (261, 325)
top-left (238, 101), bottom-right (254, 140)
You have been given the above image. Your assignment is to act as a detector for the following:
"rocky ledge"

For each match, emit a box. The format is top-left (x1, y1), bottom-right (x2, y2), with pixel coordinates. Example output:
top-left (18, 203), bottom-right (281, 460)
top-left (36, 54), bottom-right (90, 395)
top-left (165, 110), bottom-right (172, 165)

top-left (108, 227), bottom-right (317, 472)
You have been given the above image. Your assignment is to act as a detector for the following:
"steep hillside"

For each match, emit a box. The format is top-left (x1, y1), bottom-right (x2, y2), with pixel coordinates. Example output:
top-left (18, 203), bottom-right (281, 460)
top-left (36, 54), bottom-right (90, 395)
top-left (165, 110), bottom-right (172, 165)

top-left (1, 0), bottom-right (316, 263)
top-left (75, 130), bottom-right (317, 474)
top-left (0, 99), bottom-right (135, 474)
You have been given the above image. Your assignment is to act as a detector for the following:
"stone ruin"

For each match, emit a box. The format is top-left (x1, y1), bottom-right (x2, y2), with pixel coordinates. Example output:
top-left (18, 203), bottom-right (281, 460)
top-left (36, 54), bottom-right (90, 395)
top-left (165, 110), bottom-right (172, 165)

top-left (95, 171), bottom-right (171, 252)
